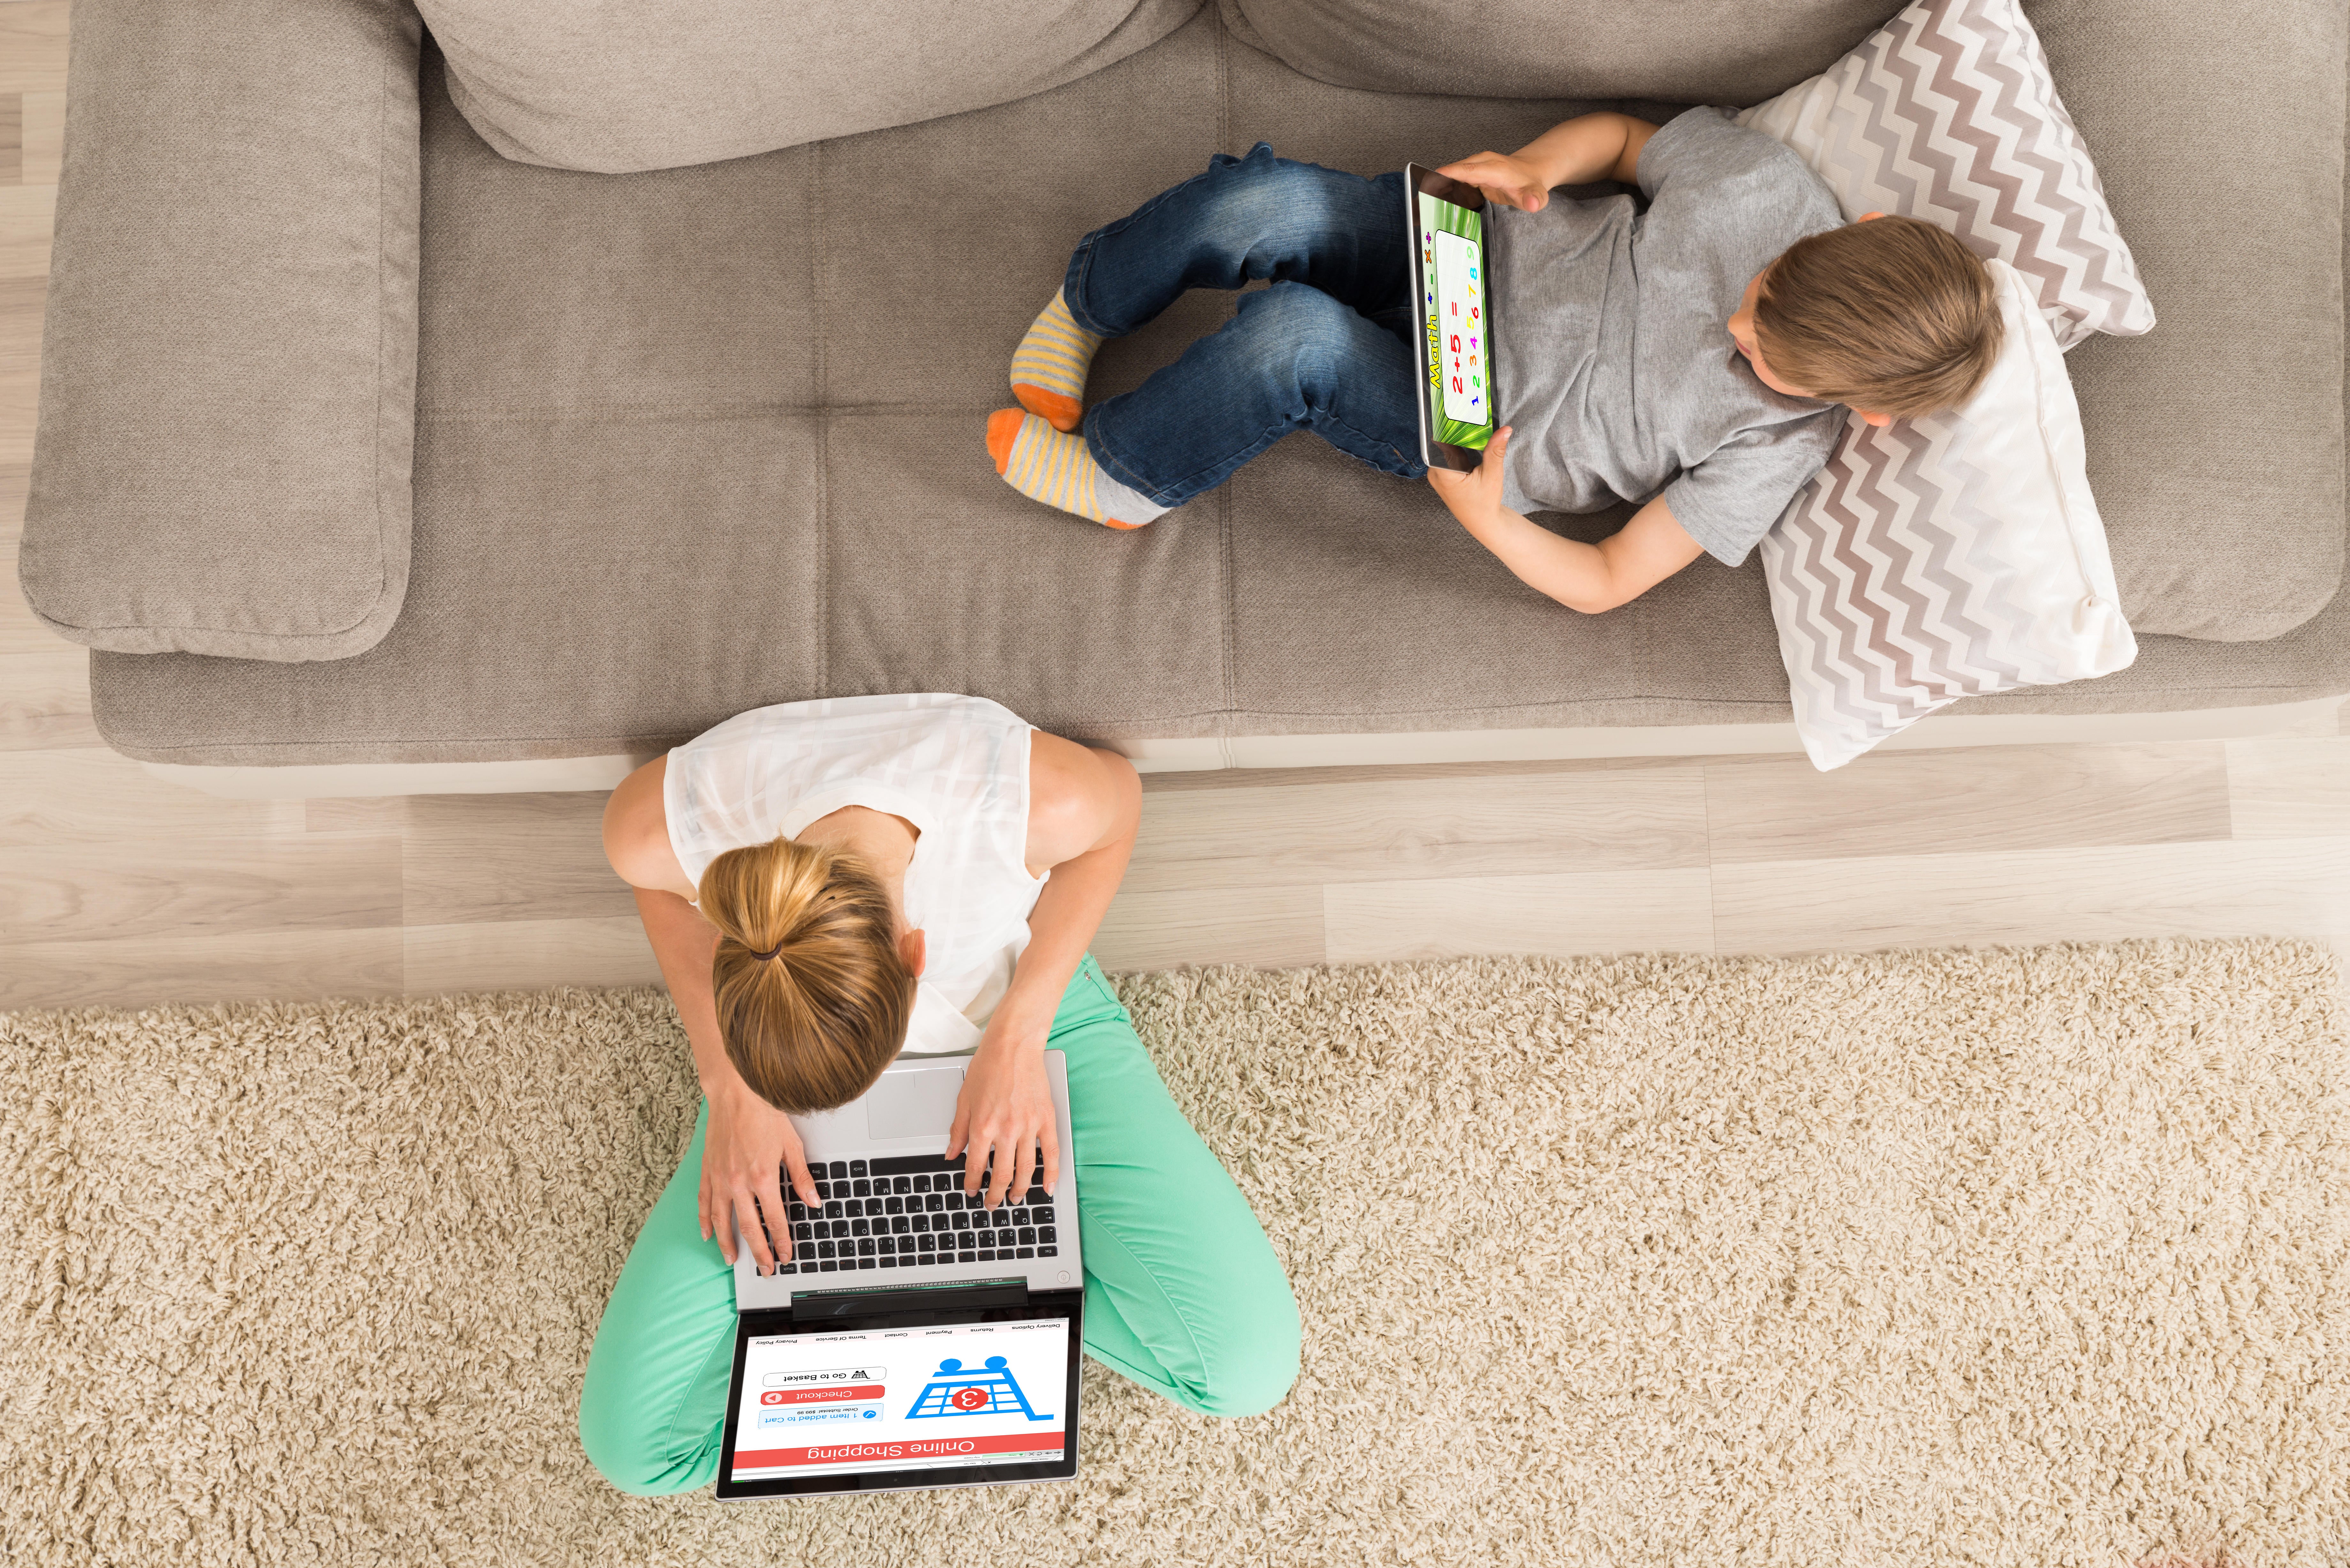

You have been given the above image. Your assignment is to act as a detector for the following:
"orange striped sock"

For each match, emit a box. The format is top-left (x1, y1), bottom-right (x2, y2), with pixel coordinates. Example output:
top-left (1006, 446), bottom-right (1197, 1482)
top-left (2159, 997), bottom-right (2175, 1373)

top-left (1009, 290), bottom-right (1103, 433)
top-left (986, 409), bottom-right (1164, 531)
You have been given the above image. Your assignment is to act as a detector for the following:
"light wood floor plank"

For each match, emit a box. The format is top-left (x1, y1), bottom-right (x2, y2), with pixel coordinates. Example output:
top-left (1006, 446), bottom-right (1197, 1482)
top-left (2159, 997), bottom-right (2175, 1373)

top-left (0, 833), bottom-right (402, 946)
top-left (0, 364), bottom-right (34, 469)
top-left (402, 791), bottom-right (635, 926)
top-left (1092, 885), bottom-right (1325, 972)
top-left (404, 916), bottom-right (661, 997)
top-left (0, 273), bottom-right (40, 469)
top-left (0, 747), bottom-right (299, 845)
top-left (2225, 735), bottom-right (2350, 840)
top-left (307, 796), bottom-right (413, 834)
top-left (1324, 868), bottom-right (1716, 964)
top-left (0, 95), bottom-right (20, 188)
top-left (0, 461), bottom-right (28, 541)
top-left (0, 3), bottom-right (69, 97)
top-left (0, 574), bottom-right (53, 653)
top-left (1123, 766), bottom-right (1708, 894)
top-left (0, 927), bottom-right (402, 1011)
top-left (1704, 741), bottom-right (2232, 865)
top-left (19, 88), bottom-right (58, 186)
top-left (0, 645), bottom-right (97, 749)
top-left (1712, 837), bottom-right (2350, 955)
top-left (0, 183), bottom-right (54, 282)
top-left (0, 271), bottom-right (43, 351)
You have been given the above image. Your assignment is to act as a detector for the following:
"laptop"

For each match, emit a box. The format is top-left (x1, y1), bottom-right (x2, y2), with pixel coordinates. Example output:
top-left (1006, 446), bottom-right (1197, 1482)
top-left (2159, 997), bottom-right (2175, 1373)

top-left (713, 1050), bottom-right (1085, 1499)
top-left (1404, 162), bottom-right (1501, 472)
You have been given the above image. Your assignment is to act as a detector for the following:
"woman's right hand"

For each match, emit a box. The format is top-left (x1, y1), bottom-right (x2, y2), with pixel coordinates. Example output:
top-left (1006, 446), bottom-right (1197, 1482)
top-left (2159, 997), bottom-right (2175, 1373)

top-left (700, 1081), bottom-right (820, 1275)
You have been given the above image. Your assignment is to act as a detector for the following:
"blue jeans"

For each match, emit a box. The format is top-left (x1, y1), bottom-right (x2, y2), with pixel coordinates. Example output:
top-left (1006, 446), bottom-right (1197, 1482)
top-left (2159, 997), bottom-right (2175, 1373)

top-left (1062, 143), bottom-right (1425, 509)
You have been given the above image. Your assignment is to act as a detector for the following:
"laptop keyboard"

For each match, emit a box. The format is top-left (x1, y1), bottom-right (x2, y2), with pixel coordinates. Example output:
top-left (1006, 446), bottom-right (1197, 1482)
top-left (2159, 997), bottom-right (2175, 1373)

top-left (753, 1154), bottom-right (1061, 1276)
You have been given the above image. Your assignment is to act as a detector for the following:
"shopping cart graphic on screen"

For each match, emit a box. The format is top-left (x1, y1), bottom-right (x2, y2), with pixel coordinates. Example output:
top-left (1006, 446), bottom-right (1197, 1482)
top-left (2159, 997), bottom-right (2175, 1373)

top-left (905, 1356), bottom-right (1052, 1421)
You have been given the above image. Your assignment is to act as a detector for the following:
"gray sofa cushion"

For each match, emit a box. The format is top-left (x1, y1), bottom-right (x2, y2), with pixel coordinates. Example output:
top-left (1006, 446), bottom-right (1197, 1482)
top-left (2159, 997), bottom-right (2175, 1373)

top-left (1216, 0), bottom-right (1893, 103)
top-left (19, 0), bottom-right (421, 662)
top-left (78, 3), bottom-right (2350, 765)
top-left (416, 0), bottom-right (1205, 174)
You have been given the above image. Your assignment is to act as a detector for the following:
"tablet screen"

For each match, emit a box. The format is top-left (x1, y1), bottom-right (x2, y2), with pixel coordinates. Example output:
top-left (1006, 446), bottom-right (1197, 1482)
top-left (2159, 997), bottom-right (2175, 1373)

top-left (1417, 191), bottom-right (1494, 451)
top-left (727, 1317), bottom-right (1072, 1484)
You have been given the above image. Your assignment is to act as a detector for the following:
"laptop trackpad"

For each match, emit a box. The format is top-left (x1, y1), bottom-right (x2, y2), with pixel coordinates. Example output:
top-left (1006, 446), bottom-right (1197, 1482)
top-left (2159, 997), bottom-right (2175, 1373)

top-left (866, 1065), bottom-right (968, 1142)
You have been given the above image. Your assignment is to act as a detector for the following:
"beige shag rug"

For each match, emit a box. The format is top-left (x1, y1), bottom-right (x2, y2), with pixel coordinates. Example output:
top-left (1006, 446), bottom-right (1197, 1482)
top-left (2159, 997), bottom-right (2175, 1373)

top-left (3, 940), bottom-right (2346, 1567)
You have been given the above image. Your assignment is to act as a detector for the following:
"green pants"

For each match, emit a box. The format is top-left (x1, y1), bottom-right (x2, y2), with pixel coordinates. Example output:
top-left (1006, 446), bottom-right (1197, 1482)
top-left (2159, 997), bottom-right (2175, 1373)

top-left (578, 957), bottom-right (1302, 1494)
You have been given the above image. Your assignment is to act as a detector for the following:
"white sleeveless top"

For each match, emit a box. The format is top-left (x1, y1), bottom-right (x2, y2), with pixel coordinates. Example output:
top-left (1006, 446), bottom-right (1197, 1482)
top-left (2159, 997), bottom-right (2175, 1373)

top-left (663, 693), bottom-right (1047, 1056)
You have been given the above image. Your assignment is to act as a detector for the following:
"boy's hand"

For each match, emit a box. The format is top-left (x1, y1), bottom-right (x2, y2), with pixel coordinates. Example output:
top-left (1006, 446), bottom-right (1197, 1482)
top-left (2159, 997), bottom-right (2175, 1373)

top-left (1432, 153), bottom-right (1550, 213)
top-left (1426, 426), bottom-right (1512, 527)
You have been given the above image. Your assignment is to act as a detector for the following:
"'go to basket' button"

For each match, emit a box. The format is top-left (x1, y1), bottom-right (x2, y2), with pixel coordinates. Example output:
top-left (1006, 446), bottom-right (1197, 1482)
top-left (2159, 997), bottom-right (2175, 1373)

top-left (761, 1385), bottom-right (886, 1406)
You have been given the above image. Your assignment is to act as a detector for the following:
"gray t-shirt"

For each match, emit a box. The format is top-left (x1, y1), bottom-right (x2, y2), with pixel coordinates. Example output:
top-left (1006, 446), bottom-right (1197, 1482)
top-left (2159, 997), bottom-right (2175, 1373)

top-left (1490, 107), bottom-right (1846, 567)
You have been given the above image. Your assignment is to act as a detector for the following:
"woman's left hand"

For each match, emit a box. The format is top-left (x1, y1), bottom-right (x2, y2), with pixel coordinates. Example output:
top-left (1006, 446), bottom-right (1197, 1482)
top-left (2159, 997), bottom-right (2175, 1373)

top-left (947, 1011), bottom-right (1060, 1209)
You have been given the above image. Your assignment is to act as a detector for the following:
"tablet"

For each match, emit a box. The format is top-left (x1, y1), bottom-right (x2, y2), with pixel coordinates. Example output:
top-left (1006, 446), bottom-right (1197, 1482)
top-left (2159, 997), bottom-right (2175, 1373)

top-left (714, 1290), bottom-right (1083, 1499)
top-left (1404, 163), bottom-right (1499, 472)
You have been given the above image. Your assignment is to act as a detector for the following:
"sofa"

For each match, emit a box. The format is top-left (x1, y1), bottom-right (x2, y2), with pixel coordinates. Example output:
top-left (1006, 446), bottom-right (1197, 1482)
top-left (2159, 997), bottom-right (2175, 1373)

top-left (18, 0), bottom-right (2348, 795)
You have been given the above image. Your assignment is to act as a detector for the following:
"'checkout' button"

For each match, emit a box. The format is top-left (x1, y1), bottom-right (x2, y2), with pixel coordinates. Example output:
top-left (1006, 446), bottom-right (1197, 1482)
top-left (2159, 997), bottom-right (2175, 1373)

top-left (761, 1385), bottom-right (885, 1406)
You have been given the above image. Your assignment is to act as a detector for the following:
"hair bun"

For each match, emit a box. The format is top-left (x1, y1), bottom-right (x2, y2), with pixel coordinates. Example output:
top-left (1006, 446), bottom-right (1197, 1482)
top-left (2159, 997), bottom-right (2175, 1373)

top-left (696, 835), bottom-right (915, 1113)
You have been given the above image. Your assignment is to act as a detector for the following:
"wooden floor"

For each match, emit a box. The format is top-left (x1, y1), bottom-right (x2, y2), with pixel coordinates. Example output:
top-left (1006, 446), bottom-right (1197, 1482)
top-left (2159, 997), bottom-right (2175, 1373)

top-left (4, 0), bottom-right (2348, 1012)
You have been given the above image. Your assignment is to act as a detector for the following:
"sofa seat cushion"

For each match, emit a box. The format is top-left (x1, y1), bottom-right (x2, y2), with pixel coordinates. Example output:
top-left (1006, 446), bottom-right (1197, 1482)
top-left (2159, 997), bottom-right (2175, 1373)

top-left (416, 0), bottom-right (1206, 174)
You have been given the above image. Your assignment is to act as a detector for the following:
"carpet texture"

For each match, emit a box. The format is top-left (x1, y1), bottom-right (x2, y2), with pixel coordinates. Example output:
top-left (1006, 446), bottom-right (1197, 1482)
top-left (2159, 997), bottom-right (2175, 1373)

top-left (4, 940), bottom-right (2346, 1566)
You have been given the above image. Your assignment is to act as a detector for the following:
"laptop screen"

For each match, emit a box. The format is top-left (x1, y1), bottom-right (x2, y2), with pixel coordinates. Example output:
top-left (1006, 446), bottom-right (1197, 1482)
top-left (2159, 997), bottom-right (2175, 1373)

top-left (725, 1315), bottom-right (1073, 1488)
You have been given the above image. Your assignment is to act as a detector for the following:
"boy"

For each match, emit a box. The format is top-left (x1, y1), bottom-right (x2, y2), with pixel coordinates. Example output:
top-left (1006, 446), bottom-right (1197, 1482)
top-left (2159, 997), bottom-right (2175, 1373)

top-left (987, 109), bottom-right (2003, 612)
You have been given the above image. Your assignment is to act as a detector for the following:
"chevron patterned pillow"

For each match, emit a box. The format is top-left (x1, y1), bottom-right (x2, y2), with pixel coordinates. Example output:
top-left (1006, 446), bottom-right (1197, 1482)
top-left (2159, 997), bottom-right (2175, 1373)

top-left (1759, 260), bottom-right (2138, 771)
top-left (1736, 0), bottom-right (2155, 351)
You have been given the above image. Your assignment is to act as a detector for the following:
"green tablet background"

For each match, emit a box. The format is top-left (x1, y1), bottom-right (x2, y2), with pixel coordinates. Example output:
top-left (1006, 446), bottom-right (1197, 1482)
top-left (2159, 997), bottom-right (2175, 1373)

top-left (1417, 191), bottom-right (1494, 453)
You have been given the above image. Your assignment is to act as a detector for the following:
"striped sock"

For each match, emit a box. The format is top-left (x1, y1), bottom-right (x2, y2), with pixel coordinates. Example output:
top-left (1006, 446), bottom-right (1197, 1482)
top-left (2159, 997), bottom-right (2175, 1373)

top-left (1009, 289), bottom-right (1103, 433)
top-left (986, 409), bottom-right (1166, 531)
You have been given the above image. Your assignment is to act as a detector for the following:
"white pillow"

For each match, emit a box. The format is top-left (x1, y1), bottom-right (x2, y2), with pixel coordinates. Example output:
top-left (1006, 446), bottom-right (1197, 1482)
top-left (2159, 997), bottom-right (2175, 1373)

top-left (1735, 0), bottom-right (2155, 351)
top-left (1758, 259), bottom-right (2137, 771)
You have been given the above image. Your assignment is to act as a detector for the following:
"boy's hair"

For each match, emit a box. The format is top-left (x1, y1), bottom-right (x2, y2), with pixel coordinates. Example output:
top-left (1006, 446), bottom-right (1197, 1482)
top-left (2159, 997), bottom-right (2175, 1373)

top-left (1755, 215), bottom-right (2003, 419)
top-left (698, 836), bottom-right (914, 1114)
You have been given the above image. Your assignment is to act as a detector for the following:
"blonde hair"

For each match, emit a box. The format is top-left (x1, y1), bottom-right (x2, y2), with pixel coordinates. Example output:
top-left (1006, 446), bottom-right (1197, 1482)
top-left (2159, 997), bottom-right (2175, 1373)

top-left (1755, 215), bottom-right (2004, 420)
top-left (698, 837), bottom-right (914, 1114)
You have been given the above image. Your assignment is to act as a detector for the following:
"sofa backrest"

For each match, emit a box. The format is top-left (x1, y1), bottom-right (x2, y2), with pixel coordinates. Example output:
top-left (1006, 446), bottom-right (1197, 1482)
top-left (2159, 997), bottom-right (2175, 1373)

top-left (416, 0), bottom-right (1207, 174)
top-left (1217, 0), bottom-right (1899, 104)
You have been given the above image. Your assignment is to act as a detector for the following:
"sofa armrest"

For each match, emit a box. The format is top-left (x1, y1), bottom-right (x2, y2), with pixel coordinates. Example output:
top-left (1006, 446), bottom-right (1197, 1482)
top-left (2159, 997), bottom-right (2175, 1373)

top-left (18, 0), bottom-right (422, 661)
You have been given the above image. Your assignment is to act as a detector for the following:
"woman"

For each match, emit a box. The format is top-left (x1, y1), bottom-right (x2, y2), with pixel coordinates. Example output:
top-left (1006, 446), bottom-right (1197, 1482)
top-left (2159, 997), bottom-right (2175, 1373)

top-left (579, 692), bottom-right (1300, 1494)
